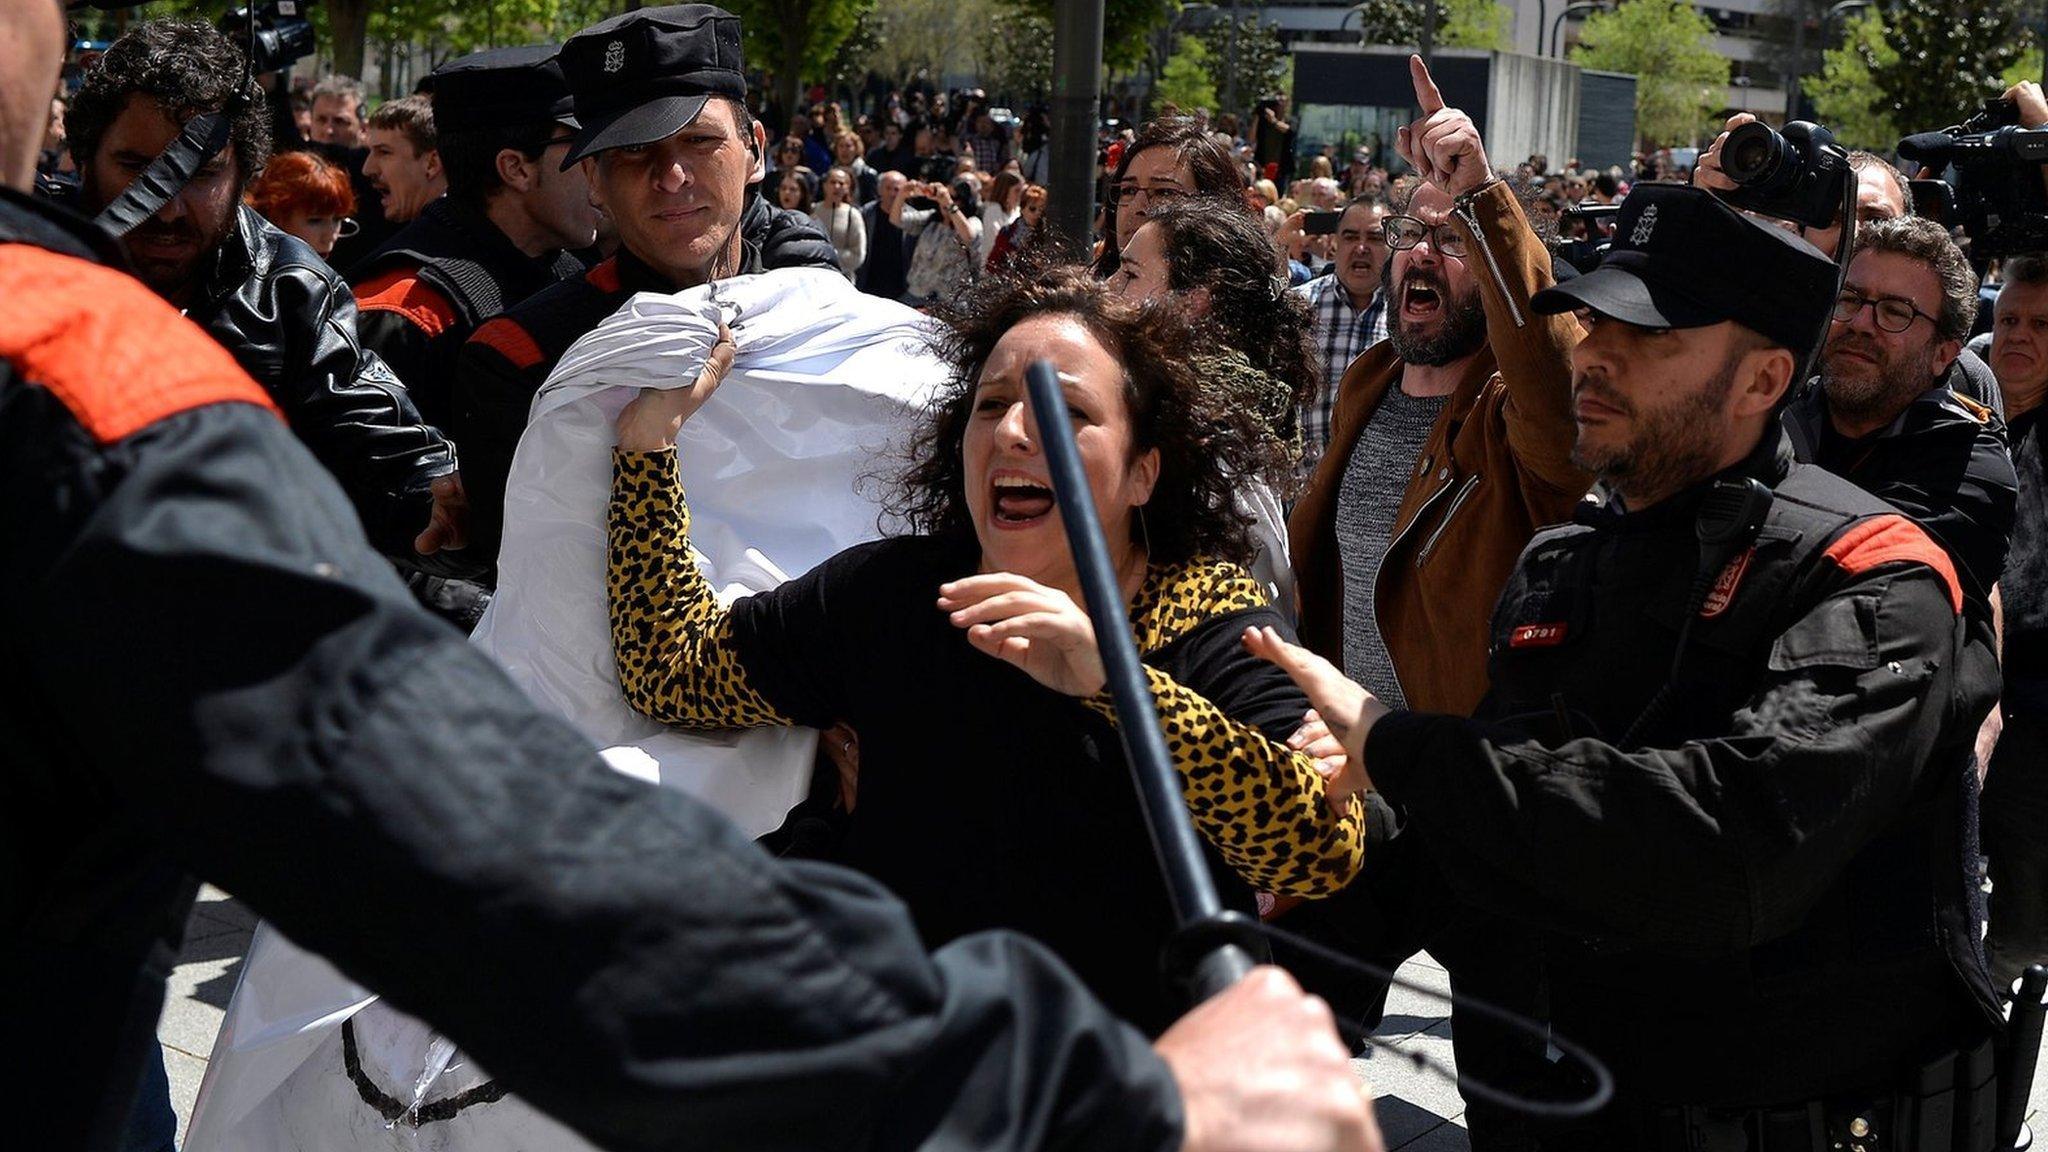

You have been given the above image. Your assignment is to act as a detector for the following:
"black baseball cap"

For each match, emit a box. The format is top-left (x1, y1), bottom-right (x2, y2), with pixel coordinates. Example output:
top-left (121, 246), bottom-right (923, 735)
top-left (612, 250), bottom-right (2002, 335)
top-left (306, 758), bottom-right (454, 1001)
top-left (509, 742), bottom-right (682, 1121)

top-left (557, 4), bottom-right (747, 169)
top-left (426, 45), bottom-right (576, 135)
top-left (1532, 184), bottom-right (1838, 361)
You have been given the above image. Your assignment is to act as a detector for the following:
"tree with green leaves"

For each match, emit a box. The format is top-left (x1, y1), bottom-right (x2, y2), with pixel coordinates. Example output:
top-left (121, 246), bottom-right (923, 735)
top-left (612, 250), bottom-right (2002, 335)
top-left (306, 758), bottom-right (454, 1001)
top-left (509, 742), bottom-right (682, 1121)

top-left (721, 0), bottom-right (877, 126)
top-left (1804, 7), bottom-right (1900, 150)
top-left (856, 0), bottom-right (982, 88)
top-left (1008, 0), bottom-right (1180, 73)
top-left (1154, 35), bottom-right (1217, 113)
top-left (979, 8), bottom-right (1058, 104)
top-left (1190, 16), bottom-right (1293, 115)
top-left (1569, 0), bottom-right (1725, 147)
top-left (1865, 0), bottom-right (2030, 135)
top-left (1349, 0), bottom-right (1512, 50)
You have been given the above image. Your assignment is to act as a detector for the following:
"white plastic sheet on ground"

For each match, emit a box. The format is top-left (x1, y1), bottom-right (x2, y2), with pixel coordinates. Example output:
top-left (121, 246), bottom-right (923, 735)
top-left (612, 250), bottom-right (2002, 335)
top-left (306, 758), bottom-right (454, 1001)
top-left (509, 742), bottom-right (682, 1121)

top-left (186, 267), bottom-right (947, 1151)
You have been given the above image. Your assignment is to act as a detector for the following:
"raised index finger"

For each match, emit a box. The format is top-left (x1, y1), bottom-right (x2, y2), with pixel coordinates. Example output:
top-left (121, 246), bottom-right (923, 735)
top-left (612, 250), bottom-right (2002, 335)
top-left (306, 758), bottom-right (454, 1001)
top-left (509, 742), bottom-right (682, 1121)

top-left (1410, 54), bottom-right (1445, 114)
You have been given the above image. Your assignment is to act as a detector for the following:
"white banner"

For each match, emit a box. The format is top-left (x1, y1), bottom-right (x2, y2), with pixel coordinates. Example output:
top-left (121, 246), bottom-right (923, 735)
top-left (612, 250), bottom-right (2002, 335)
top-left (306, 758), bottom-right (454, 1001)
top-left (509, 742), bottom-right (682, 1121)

top-left (186, 268), bottom-right (946, 1150)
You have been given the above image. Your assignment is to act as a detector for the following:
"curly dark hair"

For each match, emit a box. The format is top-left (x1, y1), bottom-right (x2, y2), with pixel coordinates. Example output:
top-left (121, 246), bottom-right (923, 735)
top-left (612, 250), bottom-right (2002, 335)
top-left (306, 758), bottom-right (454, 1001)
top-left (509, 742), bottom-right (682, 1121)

top-left (1140, 196), bottom-right (1320, 425)
top-left (1094, 115), bottom-right (1246, 278)
top-left (891, 265), bottom-right (1291, 568)
top-left (67, 19), bottom-right (271, 185)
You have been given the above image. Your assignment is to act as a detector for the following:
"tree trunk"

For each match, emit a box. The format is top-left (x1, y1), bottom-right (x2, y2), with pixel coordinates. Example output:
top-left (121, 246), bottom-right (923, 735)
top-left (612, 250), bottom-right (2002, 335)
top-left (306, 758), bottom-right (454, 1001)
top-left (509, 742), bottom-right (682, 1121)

top-left (777, 5), bottom-right (807, 133)
top-left (327, 0), bottom-right (372, 80)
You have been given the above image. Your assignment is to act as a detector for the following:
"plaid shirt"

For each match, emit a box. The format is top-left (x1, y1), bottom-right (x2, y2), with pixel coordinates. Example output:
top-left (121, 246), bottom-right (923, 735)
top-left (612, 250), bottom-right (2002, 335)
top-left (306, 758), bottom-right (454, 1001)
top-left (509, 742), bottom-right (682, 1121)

top-left (1294, 273), bottom-right (1388, 481)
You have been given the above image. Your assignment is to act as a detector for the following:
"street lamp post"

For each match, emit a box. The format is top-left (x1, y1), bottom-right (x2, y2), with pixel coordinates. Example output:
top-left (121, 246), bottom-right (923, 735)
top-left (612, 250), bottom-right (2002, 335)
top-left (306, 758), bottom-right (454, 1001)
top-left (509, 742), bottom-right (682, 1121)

top-left (1049, 0), bottom-right (1105, 258)
top-left (1224, 0), bottom-right (1241, 119)
top-left (1549, 1), bottom-right (1606, 58)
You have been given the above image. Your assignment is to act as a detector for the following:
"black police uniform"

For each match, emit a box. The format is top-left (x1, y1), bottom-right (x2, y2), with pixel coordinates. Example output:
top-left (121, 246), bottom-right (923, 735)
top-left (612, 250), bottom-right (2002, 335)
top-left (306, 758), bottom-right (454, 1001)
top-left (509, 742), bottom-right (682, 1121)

top-left (0, 185), bottom-right (1186, 1152)
top-left (1360, 187), bottom-right (2003, 1149)
top-left (451, 5), bottom-right (838, 572)
top-left (353, 46), bottom-right (591, 431)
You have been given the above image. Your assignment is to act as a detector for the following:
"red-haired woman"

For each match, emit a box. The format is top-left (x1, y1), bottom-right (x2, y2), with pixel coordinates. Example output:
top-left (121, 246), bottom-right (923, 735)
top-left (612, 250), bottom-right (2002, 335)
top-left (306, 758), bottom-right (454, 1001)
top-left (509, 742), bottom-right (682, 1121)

top-left (245, 150), bottom-right (356, 263)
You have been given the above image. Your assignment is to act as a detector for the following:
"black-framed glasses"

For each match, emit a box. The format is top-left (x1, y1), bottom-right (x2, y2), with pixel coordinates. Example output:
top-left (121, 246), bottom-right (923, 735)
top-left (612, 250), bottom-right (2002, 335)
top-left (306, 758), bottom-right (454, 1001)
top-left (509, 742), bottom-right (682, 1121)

top-left (1832, 289), bottom-right (1938, 334)
top-left (1382, 214), bottom-right (1468, 258)
top-left (1114, 183), bottom-right (1188, 209)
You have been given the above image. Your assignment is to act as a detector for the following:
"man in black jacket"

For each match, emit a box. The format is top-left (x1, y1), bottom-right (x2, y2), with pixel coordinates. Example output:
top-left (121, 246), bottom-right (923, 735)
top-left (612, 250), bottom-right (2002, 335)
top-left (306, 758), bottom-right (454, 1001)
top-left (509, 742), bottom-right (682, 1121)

top-left (1256, 185), bottom-right (2004, 1148)
top-left (0, 4), bottom-right (1378, 1150)
top-left (455, 4), bottom-right (840, 572)
top-left (1788, 216), bottom-right (2019, 611)
top-left (65, 18), bottom-right (466, 564)
top-left (353, 45), bottom-right (598, 430)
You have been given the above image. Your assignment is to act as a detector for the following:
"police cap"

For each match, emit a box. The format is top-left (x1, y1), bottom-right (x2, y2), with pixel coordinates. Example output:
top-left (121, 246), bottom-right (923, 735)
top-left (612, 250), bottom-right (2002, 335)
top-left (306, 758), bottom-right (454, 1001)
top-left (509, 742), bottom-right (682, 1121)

top-left (426, 45), bottom-right (576, 135)
top-left (557, 4), bottom-right (747, 168)
top-left (1532, 184), bottom-right (1838, 362)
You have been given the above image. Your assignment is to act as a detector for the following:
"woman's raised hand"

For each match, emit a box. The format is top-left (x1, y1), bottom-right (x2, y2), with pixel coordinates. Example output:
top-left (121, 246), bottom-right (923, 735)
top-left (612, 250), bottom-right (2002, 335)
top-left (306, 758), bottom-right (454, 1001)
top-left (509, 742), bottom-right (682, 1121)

top-left (615, 321), bottom-right (737, 452)
top-left (939, 573), bottom-right (1107, 697)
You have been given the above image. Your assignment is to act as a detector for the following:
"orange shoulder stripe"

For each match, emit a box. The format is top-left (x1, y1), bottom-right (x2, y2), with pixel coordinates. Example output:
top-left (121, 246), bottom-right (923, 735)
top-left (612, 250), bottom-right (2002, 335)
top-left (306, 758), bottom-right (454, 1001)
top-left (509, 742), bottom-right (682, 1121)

top-left (470, 316), bottom-right (545, 370)
top-left (0, 244), bottom-right (278, 444)
top-left (1822, 514), bottom-right (1964, 613)
top-left (586, 257), bottom-right (621, 294)
top-left (354, 268), bottom-right (458, 339)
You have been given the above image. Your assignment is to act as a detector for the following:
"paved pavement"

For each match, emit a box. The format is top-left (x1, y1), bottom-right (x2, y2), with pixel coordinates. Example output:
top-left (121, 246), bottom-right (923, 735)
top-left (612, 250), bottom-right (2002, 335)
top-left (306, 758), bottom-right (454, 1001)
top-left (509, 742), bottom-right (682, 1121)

top-left (160, 886), bottom-right (2047, 1151)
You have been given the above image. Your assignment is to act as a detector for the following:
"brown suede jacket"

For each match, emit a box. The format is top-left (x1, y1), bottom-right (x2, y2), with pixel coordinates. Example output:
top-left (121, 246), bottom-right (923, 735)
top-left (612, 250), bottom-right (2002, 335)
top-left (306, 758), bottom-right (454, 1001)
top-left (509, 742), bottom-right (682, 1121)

top-left (1289, 179), bottom-right (1589, 717)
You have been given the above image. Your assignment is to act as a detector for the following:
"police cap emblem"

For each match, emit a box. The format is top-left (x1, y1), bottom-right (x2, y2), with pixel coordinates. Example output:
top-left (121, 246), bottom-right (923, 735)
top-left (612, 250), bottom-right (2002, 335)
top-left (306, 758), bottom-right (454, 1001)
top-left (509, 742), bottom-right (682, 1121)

top-left (603, 40), bottom-right (626, 73)
top-left (1629, 205), bottom-right (1659, 246)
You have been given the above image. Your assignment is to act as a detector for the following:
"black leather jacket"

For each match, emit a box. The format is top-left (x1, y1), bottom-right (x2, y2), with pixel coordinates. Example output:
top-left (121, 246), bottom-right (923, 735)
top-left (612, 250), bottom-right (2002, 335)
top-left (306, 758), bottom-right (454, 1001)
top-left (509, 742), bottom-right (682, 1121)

top-left (184, 205), bottom-right (457, 558)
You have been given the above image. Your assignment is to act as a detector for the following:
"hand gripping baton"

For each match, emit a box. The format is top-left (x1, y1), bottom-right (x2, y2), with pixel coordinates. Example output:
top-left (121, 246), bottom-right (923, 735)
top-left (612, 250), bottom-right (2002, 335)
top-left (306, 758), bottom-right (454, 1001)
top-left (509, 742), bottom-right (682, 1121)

top-left (1023, 360), bottom-right (1258, 1001)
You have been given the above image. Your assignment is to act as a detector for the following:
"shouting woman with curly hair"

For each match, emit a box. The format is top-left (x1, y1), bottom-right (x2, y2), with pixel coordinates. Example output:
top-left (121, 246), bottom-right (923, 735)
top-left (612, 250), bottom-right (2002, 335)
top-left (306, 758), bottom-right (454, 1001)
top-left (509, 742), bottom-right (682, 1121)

top-left (605, 267), bottom-right (1364, 1031)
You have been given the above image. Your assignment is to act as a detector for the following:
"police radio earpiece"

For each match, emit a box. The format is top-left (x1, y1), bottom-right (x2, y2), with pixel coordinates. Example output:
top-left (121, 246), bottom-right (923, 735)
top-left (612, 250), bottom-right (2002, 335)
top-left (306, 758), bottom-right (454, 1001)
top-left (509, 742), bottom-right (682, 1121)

top-left (1618, 476), bottom-right (1774, 748)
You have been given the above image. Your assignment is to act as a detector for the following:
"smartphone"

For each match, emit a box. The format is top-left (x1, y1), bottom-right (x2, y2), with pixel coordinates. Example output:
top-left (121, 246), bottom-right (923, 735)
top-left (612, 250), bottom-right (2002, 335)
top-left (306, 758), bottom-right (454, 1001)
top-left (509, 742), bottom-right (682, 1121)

top-left (1303, 209), bottom-right (1342, 236)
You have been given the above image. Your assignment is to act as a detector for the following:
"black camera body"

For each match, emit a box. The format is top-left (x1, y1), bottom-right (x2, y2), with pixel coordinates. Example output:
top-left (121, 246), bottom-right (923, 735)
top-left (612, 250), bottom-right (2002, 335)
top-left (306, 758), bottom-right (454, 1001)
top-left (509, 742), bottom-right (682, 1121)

top-left (222, 1), bottom-right (316, 76)
top-left (1898, 102), bottom-right (2048, 260)
top-left (1720, 120), bottom-right (1852, 230)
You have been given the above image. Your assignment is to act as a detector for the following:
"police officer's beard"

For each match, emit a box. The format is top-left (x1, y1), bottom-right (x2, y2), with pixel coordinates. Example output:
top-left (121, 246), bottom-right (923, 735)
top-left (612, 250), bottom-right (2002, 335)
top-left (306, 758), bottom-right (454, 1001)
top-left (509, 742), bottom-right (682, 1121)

top-left (1389, 270), bottom-right (1488, 367)
top-left (1571, 354), bottom-right (1741, 505)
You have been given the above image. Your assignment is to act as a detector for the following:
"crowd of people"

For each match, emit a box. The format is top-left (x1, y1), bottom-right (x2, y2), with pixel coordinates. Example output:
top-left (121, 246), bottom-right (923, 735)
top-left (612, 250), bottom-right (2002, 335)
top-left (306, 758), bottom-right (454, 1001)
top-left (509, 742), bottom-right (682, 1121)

top-left (9, 2), bottom-right (2048, 1152)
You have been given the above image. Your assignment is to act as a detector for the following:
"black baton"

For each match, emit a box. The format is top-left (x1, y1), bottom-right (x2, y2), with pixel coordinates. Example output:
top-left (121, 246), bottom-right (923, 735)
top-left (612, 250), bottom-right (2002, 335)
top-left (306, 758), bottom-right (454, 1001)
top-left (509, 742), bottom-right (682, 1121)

top-left (1999, 964), bottom-right (2048, 1149)
top-left (1024, 360), bottom-right (1257, 1001)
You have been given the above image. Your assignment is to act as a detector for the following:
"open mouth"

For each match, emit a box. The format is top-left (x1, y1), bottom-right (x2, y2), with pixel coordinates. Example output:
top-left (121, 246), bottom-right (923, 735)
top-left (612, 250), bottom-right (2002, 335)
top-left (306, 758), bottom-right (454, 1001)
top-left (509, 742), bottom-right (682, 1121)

top-left (990, 473), bottom-right (1056, 528)
top-left (1403, 279), bottom-right (1442, 319)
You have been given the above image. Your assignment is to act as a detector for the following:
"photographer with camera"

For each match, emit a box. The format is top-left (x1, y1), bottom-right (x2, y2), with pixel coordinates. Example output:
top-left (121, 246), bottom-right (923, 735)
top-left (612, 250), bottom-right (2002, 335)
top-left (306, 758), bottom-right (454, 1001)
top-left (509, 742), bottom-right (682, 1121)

top-left (64, 19), bottom-right (468, 575)
top-left (1695, 111), bottom-right (1909, 260)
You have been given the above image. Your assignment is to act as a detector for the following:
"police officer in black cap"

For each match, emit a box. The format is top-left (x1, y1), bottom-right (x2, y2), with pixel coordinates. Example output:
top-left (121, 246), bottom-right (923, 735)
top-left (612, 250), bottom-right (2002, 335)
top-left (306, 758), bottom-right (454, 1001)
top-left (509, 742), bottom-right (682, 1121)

top-left (354, 45), bottom-right (600, 434)
top-left (1255, 183), bottom-right (2004, 1150)
top-left (454, 4), bottom-right (838, 574)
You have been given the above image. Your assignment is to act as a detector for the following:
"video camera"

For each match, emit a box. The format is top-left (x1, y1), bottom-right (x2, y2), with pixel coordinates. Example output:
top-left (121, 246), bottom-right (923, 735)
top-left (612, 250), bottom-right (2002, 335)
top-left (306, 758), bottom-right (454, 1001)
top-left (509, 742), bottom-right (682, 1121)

top-left (69, 0), bottom-right (316, 76)
top-left (1719, 120), bottom-right (1851, 231)
top-left (222, 2), bottom-right (317, 76)
top-left (1897, 99), bottom-right (2048, 260)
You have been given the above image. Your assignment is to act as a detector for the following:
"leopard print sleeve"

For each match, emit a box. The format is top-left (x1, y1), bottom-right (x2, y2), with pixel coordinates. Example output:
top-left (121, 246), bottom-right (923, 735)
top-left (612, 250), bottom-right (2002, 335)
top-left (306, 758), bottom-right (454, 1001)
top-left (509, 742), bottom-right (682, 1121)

top-left (1086, 667), bottom-right (1364, 896)
top-left (606, 449), bottom-right (795, 729)
top-left (1083, 561), bottom-right (1365, 897)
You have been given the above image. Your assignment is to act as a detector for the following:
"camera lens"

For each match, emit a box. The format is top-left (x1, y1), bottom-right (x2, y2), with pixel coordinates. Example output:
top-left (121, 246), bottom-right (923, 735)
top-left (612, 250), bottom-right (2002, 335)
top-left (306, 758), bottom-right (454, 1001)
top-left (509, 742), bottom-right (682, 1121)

top-left (1724, 122), bottom-right (1799, 191)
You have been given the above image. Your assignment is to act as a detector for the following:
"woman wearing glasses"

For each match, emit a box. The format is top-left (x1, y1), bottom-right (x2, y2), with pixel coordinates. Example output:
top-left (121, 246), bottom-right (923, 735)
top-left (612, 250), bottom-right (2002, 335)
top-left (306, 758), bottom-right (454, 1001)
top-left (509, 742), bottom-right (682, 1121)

top-left (1092, 115), bottom-right (1245, 278)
